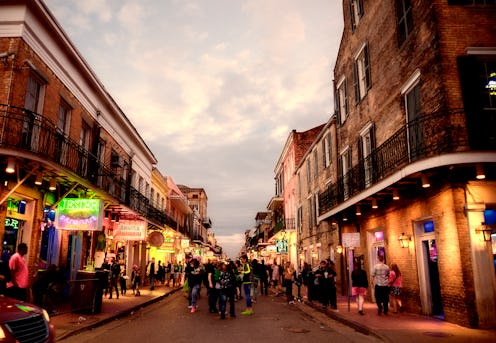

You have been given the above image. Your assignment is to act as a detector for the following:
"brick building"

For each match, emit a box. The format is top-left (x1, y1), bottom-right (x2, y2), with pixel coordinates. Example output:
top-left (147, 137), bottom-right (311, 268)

top-left (316, 0), bottom-right (496, 328)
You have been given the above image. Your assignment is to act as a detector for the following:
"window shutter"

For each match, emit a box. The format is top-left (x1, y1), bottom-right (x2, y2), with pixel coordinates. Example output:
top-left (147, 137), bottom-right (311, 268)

top-left (350, 1), bottom-right (356, 32)
top-left (353, 62), bottom-right (359, 104)
top-left (364, 44), bottom-right (371, 90)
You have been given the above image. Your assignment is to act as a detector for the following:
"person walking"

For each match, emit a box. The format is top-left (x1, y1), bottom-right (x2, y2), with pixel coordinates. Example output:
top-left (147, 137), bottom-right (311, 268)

top-left (131, 264), bottom-right (141, 296)
top-left (314, 260), bottom-right (337, 310)
top-left (351, 263), bottom-right (368, 315)
top-left (108, 257), bottom-right (120, 299)
top-left (206, 259), bottom-right (220, 313)
top-left (240, 254), bottom-right (254, 315)
top-left (283, 261), bottom-right (295, 304)
top-left (147, 257), bottom-right (156, 290)
top-left (187, 259), bottom-right (203, 313)
top-left (6, 243), bottom-right (28, 301)
top-left (389, 263), bottom-right (403, 313)
top-left (371, 254), bottom-right (390, 315)
top-left (258, 260), bottom-right (269, 296)
top-left (271, 261), bottom-right (281, 295)
top-left (218, 261), bottom-right (236, 319)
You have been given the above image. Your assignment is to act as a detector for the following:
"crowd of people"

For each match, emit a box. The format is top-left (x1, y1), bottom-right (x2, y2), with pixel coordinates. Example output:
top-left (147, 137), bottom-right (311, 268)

top-left (1, 243), bottom-right (404, 319)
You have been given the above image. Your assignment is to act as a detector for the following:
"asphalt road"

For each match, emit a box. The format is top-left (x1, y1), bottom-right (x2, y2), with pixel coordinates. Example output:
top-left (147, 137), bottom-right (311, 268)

top-left (61, 290), bottom-right (381, 343)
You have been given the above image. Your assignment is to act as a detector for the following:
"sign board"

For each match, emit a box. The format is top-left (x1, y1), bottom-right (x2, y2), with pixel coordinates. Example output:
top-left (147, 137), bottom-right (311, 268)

top-left (276, 239), bottom-right (288, 253)
top-left (342, 232), bottom-right (361, 248)
top-left (113, 220), bottom-right (147, 241)
top-left (56, 199), bottom-right (103, 231)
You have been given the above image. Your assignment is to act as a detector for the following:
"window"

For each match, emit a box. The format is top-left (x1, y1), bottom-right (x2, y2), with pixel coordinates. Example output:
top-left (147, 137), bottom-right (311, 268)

top-left (350, 0), bottom-right (364, 31)
top-left (22, 74), bottom-right (45, 150)
top-left (79, 121), bottom-right (90, 150)
top-left (25, 74), bottom-right (45, 113)
top-left (297, 172), bottom-right (301, 198)
top-left (359, 123), bottom-right (375, 187)
top-left (314, 193), bottom-right (319, 226)
top-left (151, 188), bottom-right (155, 205)
top-left (336, 77), bottom-right (349, 124)
top-left (306, 159), bottom-right (311, 188)
top-left (402, 70), bottom-right (423, 161)
top-left (396, 0), bottom-right (413, 46)
top-left (339, 147), bottom-right (352, 200)
top-left (308, 197), bottom-right (313, 230)
top-left (353, 45), bottom-right (371, 103)
top-left (297, 206), bottom-right (303, 235)
top-left (313, 149), bottom-right (319, 180)
top-left (323, 133), bottom-right (332, 168)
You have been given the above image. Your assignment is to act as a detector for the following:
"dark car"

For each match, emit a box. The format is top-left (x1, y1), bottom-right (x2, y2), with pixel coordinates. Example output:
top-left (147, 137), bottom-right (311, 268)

top-left (0, 295), bottom-right (55, 343)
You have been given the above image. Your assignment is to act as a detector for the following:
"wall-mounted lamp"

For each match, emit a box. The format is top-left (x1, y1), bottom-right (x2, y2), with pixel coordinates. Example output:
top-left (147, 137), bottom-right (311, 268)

top-left (476, 164), bottom-right (486, 180)
top-left (476, 222), bottom-right (493, 242)
top-left (372, 199), bottom-right (378, 209)
top-left (35, 172), bottom-right (43, 186)
top-left (342, 214), bottom-right (348, 222)
top-left (398, 233), bottom-right (411, 248)
top-left (421, 175), bottom-right (430, 188)
top-left (336, 245), bottom-right (343, 254)
top-left (356, 205), bottom-right (361, 216)
top-left (392, 189), bottom-right (400, 200)
top-left (49, 178), bottom-right (57, 191)
top-left (5, 157), bottom-right (16, 174)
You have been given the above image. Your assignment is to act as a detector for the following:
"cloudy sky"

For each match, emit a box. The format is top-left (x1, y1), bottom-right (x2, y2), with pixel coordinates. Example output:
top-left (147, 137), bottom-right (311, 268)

top-left (44, 0), bottom-right (344, 258)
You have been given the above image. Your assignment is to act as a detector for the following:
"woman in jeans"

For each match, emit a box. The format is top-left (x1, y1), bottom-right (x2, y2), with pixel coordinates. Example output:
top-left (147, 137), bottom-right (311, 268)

top-left (188, 259), bottom-right (203, 313)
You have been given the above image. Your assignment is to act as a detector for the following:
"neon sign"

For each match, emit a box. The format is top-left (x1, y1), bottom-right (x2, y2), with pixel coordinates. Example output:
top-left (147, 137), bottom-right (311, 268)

top-left (56, 199), bottom-right (103, 231)
top-left (486, 72), bottom-right (496, 96)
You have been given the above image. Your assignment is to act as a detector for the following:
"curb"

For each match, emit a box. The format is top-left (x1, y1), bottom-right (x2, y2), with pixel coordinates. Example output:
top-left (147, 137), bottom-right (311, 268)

top-left (303, 302), bottom-right (392, 343)
top-left (57, 288), bottom-right (181, 341)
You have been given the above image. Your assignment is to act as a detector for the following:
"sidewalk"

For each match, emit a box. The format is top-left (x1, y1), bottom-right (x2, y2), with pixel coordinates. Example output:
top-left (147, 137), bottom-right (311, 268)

top-left (51, 286), bottom-right (496, 342)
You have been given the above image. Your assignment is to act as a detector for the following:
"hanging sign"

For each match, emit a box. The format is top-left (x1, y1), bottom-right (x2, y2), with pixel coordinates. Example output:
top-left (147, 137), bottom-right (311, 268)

top-left (56, 199), bottom-right (103, 231)
top-left (342, 232), bottom-right (361, 248)
top-left (113, 220), bottom-right (147, 241)
top-left (276, 239), bottom-right (288, 253)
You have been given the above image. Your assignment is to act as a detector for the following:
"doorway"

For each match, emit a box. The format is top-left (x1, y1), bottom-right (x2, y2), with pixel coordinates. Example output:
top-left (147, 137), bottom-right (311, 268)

top-left (415, 220), bottom-right (444, 318)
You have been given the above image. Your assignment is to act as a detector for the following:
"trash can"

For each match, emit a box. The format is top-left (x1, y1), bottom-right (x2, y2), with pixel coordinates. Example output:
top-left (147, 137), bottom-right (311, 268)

top-left (71, 271), bottom-right (99, 314)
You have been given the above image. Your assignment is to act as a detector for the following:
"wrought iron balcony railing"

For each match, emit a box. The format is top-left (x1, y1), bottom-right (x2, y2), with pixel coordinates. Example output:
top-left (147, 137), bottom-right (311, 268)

top-left (319, 109), bottom-right (472, 215)
top-left (0, 104), bottom-right (175, 228)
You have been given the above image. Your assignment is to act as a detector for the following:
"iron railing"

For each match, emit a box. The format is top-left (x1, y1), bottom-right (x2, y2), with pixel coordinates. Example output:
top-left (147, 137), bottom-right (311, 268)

top-left (319, 109), bottom-right (471, 215)
top-left (0, 104), bottom-right (176, 228)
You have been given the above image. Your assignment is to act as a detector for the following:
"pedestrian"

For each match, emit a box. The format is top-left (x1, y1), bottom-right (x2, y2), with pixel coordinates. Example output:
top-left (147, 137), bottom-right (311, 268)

top-left (187, 259), bottom-right (203, 313)
top-left (251, 259), bottom-right (260, 302)
top-left (258, 260), bottom-right (269, 296)
top-left (5, 243), bottom-right (28, 301)
top-left (131, 264), bottom-right (141, 296)
top-left (389, 263), bottom-right (403, 313)
top-left (109, 257), bottom-right (120, 299)
top-left (240, 254), bottom-right (254, 315)
top-left (119, 267), bottom-right (127, 295)
top-left (314, 260), bottom-right (337, 310)
top-left (156, 261), bottom-right (164, 286)
top-left (371, 254), bottom-right (390, 315)
top-left (351, 263), bottom-right (368, 315)
top-left (218, 261), bottom-right (236, 319)
top-left (100, 258), bottom-right (110, 298)
top-left (271, 261), bottom-right (281, 295)
top-left (206, 259), bottom-right (220, 313)
top-left (0, 251), bottom-right (10, 295)
top-left (234, 260), bottom-right (243, 301)
top-left (283, 261), bottom-right (295, 304)
top-left (147, 257), bottom-right (156, 290)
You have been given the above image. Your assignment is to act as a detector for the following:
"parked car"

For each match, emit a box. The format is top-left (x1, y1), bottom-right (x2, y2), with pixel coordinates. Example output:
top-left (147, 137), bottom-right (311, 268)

top-left (0, 295), bottom-right (55, 343)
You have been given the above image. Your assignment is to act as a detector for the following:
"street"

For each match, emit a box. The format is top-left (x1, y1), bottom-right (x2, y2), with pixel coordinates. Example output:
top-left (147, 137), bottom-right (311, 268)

top-left (61, 290), bottom-right (381, 343)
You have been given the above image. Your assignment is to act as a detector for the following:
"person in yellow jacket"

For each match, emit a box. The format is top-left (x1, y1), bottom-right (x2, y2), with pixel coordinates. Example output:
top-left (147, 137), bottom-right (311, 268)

top-left (240, 254), bottom-right (253, 315)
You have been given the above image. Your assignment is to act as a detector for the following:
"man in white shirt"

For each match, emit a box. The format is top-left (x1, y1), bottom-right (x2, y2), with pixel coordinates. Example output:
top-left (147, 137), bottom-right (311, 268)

top-left (371, 254), bottom-right (390, 315)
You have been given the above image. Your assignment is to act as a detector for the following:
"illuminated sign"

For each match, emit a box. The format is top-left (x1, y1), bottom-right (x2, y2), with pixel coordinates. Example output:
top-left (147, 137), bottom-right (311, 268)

top-left (5, 218), bottom-right (20, 230)
top-left (56, 199), bottom-right (103, 231)
top-left (113, 220), bottom-right (147, 241)
top-left (276, 239), bottom-right (288, 253)
top-left (486, 72), bottom-right (496, 96)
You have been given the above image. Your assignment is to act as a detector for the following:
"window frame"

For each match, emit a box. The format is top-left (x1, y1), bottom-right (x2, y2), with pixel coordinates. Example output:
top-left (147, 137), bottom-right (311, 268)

top-left (353, 44), bottom-right (371, 104)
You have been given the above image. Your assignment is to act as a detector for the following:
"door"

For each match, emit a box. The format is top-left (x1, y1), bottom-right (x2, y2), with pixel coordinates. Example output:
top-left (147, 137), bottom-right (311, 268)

top-left (415, 220), bottom-right (444, 317)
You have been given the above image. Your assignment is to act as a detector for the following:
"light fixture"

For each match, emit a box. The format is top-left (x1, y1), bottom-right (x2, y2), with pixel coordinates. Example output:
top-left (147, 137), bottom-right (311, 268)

top-left (5, 157), bottom-right (15, 174)
top-left (372, 199), bottom-right (378, 209)
top-left (336, 245), bottom-right (343, 254)
top-left (476, 164), bottom-right (486, 180)
top-left (476, 223), bottom-right (493, 242)
top-left (342, 214), bottom-right (348, 222)
top-left (49, 178), bottom-right (56, 191)
top-left (398, 233), bottom-right (411, 248)
top-left (35, 172), bottom-right (43, 186)
top-left (393, 189), bottom-right (400, 200)
top-left (421, 175), bottom-right (430, 188)
top-left (356, 205), bottom-right (361, 216)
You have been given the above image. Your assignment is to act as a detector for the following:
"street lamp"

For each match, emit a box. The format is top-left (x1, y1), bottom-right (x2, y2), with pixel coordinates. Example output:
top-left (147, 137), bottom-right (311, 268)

top-left (398, 233), bottom-right (411, 248)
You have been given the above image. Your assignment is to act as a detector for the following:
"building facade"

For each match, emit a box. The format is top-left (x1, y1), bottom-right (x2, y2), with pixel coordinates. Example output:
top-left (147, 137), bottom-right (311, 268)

top-left (317, 0), bottom-right (496, 328)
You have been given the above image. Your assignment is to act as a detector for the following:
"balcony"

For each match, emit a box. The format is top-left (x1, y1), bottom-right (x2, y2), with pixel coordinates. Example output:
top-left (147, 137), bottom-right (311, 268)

top-left (318, 108), bottom-right (492, 216)
top-left (0, 105), bottom-right (168, 224)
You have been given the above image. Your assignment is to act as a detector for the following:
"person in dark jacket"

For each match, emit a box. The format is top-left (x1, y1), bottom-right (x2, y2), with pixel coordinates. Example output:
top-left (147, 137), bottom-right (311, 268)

top-left (351, 263), bottom-right (368, 315)
top-left (109, 257), bottom-right (121, 299)
top-left (187, 259), bottom-right (203, 313)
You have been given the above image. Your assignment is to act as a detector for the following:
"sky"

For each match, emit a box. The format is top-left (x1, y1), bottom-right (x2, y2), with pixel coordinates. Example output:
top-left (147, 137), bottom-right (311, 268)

top-left (44, 0), bottom-right (344, 258)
